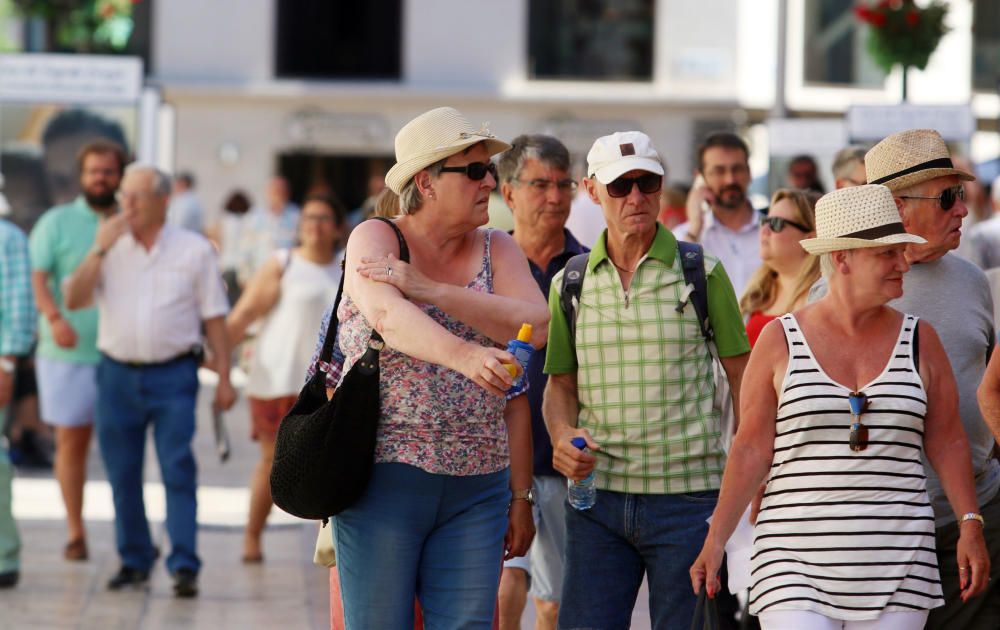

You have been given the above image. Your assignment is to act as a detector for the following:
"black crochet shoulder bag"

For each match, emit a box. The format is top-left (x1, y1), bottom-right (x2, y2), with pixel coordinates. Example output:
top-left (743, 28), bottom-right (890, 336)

top-left (269, 216), bottom-right (408, 520)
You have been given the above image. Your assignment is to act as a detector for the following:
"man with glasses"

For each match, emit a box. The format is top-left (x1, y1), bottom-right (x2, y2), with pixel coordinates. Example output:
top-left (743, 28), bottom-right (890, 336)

top-left (495, 134), bottom-right (586, 630)
top-left (864, 128), bottom-right (999, 629)
top-left (674, 132), bottom-right (759, 296)
top-left (543, 131), bottom-right (750, 629)
top-left (28, 139), bottom-right (125, 564)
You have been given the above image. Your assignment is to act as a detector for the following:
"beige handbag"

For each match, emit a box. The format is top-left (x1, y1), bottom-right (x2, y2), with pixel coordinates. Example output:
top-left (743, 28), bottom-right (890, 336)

top-left (313, 520), bottom-right (336, 568)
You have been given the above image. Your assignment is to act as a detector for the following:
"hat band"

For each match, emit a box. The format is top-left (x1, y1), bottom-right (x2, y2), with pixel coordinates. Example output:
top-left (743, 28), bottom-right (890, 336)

top-left (869, 157), bottom-right (954, 185)
top-left (838, 222), bottom-right (907, 240)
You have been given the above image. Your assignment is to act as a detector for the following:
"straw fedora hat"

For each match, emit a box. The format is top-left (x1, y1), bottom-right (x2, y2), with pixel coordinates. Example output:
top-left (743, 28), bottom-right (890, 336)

top-left (865, 128), bottom-right (975, 192)
top-left (384, 107), bottom-right (511, 194)
top-left (799, 184), bottom-right (925, 255)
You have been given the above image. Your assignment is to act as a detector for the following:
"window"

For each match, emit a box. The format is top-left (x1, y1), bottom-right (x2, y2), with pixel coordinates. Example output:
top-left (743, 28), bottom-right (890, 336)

top-left (275, 0), bottom-right (401, 80)
top-left (0, 0), bottom-right (152, 73)
top-left (528, 0), bottom-right (654, 81)
top-left (973, 0), bottom-right (1000, 92)
top-left (803, 0), bottom-right (883, 87)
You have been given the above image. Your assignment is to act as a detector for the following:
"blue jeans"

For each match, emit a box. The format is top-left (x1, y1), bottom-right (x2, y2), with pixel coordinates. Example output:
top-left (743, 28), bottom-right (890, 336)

top-left (558, 489), bottom-right (719, 630)
top-left (334, 462), bottom-right (509, 629)
top-left (96, 355), bottom-right (200, 575)
top-left (0, 411), bottom-right (19, 574)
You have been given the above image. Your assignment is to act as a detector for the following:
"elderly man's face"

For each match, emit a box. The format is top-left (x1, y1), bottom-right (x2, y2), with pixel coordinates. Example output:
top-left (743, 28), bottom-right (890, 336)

top-left (897, 175), bottom-right (967, 258)
top-left (585, 169), bottom-right (660, 239)
top-left (118, 170), bottom-right (168, 234)
top-left (504, 158), bottom-right (573, 234)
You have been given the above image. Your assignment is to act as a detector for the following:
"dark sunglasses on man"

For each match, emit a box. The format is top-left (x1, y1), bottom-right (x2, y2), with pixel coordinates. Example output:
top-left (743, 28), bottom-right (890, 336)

top-left (898, 185), bottom-right (965, 211)
top-left (605, 173), bottom-right (662, 198)
top-left (440, 161), bottom-right (498, 181)
top-left (759, 214), bottom-right (810, 233)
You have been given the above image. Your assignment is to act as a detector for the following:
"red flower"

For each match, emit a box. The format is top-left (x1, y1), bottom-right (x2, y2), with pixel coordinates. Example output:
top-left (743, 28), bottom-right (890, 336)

top-left (905, 10), bottom-right (920, 27)
top-left (871, 12), bottom-right (887, 27)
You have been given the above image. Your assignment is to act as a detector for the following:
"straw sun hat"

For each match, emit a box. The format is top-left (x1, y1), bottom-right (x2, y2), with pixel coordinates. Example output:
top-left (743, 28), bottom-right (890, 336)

top-left (865, 128), bottom-right (975, 192)
top-left (384, 107), bottom-right (511, 195)
top-left (799, 184), bottom-right (925, 256)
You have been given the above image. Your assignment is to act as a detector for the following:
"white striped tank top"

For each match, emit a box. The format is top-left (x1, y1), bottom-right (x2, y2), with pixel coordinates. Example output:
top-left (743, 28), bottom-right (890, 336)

top-left (748, 313), bottom-right (943, 621)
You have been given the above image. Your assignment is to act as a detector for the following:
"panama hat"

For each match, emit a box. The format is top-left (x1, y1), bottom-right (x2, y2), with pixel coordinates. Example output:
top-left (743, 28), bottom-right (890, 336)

top-left (384, 107), bottom-right (511, 195)
top-left (799, 184), bottom-right (926, 255)
top-left (865, 128), bottom-right (975, 192)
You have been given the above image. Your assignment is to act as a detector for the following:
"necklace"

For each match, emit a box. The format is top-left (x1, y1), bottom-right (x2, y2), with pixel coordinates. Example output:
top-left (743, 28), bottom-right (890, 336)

top-left (611, 259), bottom-right (639, 274)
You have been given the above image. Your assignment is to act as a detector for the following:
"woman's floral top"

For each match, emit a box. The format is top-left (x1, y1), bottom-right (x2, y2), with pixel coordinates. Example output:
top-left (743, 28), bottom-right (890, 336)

top-left (307, 229), bottom-right (509, 476)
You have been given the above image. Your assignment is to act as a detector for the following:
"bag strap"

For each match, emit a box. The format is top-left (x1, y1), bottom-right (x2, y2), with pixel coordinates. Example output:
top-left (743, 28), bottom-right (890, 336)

top-left (678, 241), bottom-right (714, 345)
top-left (559, 253), bottom-right (590, 354)
top-left (316, 217), bottom-right (410, 364)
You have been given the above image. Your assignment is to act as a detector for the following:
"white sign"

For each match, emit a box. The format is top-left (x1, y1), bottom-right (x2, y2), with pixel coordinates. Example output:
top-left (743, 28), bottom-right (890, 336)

top-left (0, 53), bottom-right (143, 104)
top-left (847, 105), bottom-right (975, 142)
top-left (767, 118), bottom-right (848, 156)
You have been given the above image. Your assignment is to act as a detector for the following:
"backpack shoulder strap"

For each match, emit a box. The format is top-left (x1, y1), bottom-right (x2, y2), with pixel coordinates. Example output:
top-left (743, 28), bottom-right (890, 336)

top-left (677, 241), bottom-right (713, 344)
top-left (559, 253), bottom-right (590, 353)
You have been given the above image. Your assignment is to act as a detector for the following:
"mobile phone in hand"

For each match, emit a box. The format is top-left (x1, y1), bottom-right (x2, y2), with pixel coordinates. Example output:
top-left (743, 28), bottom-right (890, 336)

top-left (212, 407), bottom-right (230, 462)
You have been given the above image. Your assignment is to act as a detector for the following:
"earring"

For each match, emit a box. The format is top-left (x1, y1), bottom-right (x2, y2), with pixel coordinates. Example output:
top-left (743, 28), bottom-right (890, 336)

top-left (428, 191), bottom-right (436, 200)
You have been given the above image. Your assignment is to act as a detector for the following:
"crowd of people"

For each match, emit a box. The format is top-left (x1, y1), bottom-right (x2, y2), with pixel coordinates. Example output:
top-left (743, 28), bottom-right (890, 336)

top-left (1, 105), bottom-right (999, 630)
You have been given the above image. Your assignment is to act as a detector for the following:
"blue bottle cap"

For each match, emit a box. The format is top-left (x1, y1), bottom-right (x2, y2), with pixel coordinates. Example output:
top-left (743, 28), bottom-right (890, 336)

top-left (570, 437), bottom-right (587, 450)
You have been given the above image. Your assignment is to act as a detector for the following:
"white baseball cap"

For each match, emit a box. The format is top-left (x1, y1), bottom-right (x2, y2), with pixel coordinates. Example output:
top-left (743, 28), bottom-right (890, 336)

top-left (587, 131), bottom-right (665, 184)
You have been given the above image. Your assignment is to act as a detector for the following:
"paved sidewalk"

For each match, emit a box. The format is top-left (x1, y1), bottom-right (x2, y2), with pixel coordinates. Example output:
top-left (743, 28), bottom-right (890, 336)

top-left (2, 376), bottom-right (330, 630)
top-left (1, 374), bottom-right (653, 629)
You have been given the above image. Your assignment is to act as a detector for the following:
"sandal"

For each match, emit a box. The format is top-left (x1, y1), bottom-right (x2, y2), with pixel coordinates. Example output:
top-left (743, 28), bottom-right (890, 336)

top-left (241, 553), bottom-right (264, 564)
top-left (64, 538), bottom-right (88, 561)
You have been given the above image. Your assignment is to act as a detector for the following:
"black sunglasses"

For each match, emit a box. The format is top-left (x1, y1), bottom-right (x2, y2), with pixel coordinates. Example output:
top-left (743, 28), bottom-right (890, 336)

top-left (898, 185), bottom-right (965, 211)
top-left (848, 391), bottom-right (869, 452)
top-left (439, 161), bottom-right (498, 181)
top-left (759, 215), bottom-right (810, 233)
top-left (606, 173), bottom-right (662, 198)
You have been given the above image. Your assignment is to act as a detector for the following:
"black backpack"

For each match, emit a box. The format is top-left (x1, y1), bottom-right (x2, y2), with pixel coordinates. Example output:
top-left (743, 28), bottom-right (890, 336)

top-left (559, 241), bottom-right (714, 349)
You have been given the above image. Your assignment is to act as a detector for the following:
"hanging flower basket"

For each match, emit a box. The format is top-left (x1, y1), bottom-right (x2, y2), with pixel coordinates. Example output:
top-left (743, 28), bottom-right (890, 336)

top-left (854, 0), bottom-right (949, 101)
top-left (854, 0), bottom-right (949, 74)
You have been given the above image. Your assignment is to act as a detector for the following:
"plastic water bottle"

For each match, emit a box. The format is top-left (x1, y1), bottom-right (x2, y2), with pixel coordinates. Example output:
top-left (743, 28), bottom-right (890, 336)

top-left (504, 323), bottom-right (533, 396)
top-left (567, 437), bottom-right (596, 510)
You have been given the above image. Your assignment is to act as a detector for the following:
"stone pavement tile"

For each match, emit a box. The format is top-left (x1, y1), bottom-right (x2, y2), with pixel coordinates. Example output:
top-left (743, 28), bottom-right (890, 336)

top-left (1, 517), bottom-right (329, 630)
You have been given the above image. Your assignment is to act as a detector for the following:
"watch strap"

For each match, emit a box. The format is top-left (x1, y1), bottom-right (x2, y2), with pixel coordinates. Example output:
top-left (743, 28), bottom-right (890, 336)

top-left (960, 512), bottom-right (985, 526)
top-left (511, 489), bottom-right (533, 504)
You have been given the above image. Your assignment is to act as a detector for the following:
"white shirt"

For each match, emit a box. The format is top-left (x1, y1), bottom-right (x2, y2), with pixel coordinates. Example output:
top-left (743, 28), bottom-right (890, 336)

top-left (166, 190), bottom-right (204, 233)
top-left (95, 225), bottom-right (229, 363)
top-left (673, 209), bottom-right (760, 297)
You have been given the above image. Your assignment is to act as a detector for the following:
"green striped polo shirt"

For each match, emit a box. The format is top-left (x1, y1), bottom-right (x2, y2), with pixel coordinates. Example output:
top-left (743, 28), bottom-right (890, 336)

top-left (545, 225), bottom-right (749, 494)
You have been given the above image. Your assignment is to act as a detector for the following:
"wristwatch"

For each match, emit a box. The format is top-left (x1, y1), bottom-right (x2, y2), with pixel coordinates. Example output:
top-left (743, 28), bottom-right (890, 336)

top-left (511, 489), bottom-right (535, 506)
top-left (960, 512), bottom-right (985, 527)
top-left (0, 358), bottom-right (15, 374)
